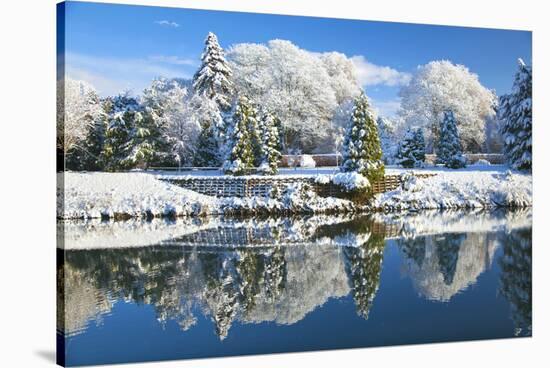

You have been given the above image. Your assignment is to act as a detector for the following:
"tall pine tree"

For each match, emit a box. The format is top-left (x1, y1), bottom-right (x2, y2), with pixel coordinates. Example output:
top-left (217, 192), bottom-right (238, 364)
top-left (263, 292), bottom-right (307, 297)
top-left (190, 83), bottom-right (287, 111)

top-left (436, 110), bottom-right (466, 169)
top-left (396, 128), bottom-right (426, 168)
top-left (258, 112), bottom-right (282, 175)
top-left (498, 58), bottom-right (532, 171)
top-left (193, 32), bottom-right (234, 111)
top-left (223, 96), bottom-right (260, 175)
top-left (193, 32), bottom-right (234, 163)
top-left (341, 92), bottom-right (385, 184)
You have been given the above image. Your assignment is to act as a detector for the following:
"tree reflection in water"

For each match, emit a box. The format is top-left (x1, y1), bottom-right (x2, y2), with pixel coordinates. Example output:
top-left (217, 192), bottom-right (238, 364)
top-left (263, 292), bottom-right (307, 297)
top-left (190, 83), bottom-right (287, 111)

top-left (58, 209), bottom-right (532, 340)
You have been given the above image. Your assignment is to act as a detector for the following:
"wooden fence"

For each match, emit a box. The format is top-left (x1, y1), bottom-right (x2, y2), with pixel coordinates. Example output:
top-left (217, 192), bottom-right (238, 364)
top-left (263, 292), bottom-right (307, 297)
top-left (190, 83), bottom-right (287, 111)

top-left (162, 173), bottom-right (436, 198)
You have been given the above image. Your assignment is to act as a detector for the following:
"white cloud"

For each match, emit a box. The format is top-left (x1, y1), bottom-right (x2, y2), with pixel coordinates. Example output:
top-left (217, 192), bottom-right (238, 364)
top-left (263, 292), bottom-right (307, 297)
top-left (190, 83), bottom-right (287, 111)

top-left (148, 55), bottom-right (197, 66)
top-left (155, 20), bottom-right (180, 28)
top-left (65, 53), bottom-right (193, 96)
top-left (351, 56), bottom-right (411, 87)
top-left (370, 98), bottom-right (402, 118)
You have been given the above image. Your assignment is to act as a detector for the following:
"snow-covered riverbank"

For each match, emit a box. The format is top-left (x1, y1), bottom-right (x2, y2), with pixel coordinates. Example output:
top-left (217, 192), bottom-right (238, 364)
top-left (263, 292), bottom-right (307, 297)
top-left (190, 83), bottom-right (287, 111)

top-left (57, 172), bottom-right (355, 219)
top-left (58, 167), bottom-right (532, 220)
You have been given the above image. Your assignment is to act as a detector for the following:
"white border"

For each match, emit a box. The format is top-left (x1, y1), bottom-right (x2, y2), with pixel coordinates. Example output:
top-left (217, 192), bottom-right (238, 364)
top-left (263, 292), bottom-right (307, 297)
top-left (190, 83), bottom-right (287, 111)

top-left (1, 1), bottom-right (548, 367)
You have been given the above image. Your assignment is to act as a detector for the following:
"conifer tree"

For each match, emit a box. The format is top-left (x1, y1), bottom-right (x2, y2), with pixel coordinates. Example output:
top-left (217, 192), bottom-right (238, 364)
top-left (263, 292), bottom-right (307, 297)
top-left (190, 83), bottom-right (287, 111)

top-left (193, 32), bottom-right (234, 111)
top-left (223, 96), bottom-right (259, 175)
top-left (396, 128), bottom-right (425, 168)
top-left (340, 92), bottom-right (385, 184)
top-left (193, 32), bottom-right (234, 162)
top-left (377, 116), bottom-right (397, 164)
top-left (99, 95), bottom-right (139, 171)
top-left (498, 59), bottom-right (532, 171)
top-left (258, 112), bottom-right (282, 175)
top-left (193, 120), bottom-right (220, 167)
top-left (436, 110), bottom-right (466, 168)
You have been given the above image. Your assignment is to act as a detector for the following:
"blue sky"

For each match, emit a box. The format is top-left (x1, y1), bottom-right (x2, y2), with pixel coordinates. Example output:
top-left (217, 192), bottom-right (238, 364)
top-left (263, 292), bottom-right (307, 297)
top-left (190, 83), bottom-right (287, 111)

top-left (59, 1), bottom-right (532, 117)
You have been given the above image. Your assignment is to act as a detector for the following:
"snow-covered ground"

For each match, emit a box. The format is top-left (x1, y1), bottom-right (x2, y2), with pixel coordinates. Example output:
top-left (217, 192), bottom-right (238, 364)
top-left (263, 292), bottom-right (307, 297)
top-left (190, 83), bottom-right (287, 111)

top-left (58, 172), bottom-right (355, 219)
top-left (58, 164), bottom-right (531, 219)
top-left (374, 166), bottom-right (532, 210)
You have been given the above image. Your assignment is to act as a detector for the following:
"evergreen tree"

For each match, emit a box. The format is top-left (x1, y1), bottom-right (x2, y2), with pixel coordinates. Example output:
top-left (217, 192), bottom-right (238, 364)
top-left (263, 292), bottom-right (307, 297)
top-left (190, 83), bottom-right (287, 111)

top-left (99, 94), bottom-right (139, 171)
top-left (223, 96), bottom-right (260, 175)
top-left (340, 92), bottom-right (385, 184)
top-left (78, 113), bottom-right (107, 170)
top-left (396, 127), bottom-right (426, 168)
top-left (193, 32), bottom-right (234, 161)
top-left (377, 116), bottom-right (397, 164)
top-left (436, 110), bottom-right (466, 168)
top-left (193, 32), bottom-right (234, 111)
top-left (193, 120), bottom-right (220, 167)
top-left (258, 112), bottom-right (282, 175)
top-left (498, 59), bottom-right (532, 171)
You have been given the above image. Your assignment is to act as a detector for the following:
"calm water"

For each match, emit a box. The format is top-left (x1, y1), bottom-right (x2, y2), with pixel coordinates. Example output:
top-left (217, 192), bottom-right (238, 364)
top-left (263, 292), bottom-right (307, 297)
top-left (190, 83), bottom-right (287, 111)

top-left (57, 209), bottom-right (532, 366)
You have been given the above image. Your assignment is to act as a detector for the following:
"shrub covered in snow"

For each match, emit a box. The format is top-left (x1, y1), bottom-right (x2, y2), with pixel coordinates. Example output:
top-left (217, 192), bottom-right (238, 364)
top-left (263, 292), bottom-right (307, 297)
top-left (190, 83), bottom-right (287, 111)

top-left (471, 159), bottom-right (491, 167)
top-left (374, 169), bottom-right (532, 211)
top-left (330, 172), bottom-right (370, 192)
top-left (299, 155), bottom-right (316, 168)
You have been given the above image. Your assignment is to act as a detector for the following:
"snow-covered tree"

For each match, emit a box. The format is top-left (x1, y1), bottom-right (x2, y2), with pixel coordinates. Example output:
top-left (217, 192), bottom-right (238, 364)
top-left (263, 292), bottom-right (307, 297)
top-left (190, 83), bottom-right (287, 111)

top-left (395, 127), bottom-right (426, 168)
top-left (193, 32), bottom-right (234, 112)
top-left (258, 112), bottom-right (282, 175)
top-left (436, 110), bottom-right (466, 168)
top-left (340, 92), bottom-right (385, 184)
top-left (66, 105), bottom-right (108, 171)
top-left (141, 78), bottom-right (199, 166)
top-left (99, 94), bottom-right (140, 171)
top-left (223, 96), bottom-right (261, 175)
top-left (57, 78), bottom-right (104, 157)
top-left (377, 116), bottom-right (398, 164)
top-left (228, 41), bottom-right (360, 153)
top-left (193, 121), bottom-right (220, 168)
top-left (498, 59), bottom-right (532, 171)
top-left (399, 60), bottom-right (497, 152)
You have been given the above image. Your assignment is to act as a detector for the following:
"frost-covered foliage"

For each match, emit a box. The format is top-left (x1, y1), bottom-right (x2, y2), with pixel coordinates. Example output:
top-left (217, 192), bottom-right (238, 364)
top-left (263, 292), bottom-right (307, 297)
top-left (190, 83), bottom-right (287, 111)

top-left (498, 227), bottom-right (532, 336)
top-left (329, 172), bottom-right (370, 192)
top-left (399, 60), bottom-right (497, 152)
top-left (141, 78), bottom-right (200, 166)
top-left (193, 119), bottom-right (220, 167)
top-left (377, 116), bottom-right (398, 164)
top-left (374, 169), bottom-right (532, 211)
top-left (395, 128), bottom-right (425, 168)
top-left (99, 94), bottom-right (142, 170)
top-left (228, 40), bottom-right (360, 152)
top-left (57, 78), bottom-right (104, 155)
top-left (223, 96), bottom-right (261, 175)
top-left (436, 110), bottom-right (466, 169)
top-left (498, 59), bottom-right (532, 171)
top-left (193, 32), bottom-right (234, 112)
top-left (99, 93), bottom-right (176, 170)
top-left (341, 92), bottom-right (385, 185)
top-left (258, 112), bottom-right (282, 175)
